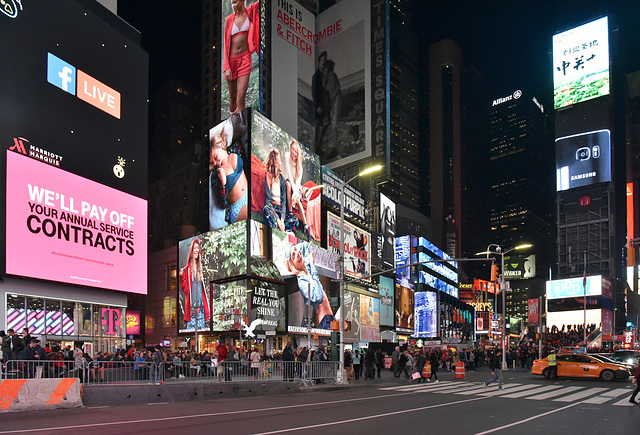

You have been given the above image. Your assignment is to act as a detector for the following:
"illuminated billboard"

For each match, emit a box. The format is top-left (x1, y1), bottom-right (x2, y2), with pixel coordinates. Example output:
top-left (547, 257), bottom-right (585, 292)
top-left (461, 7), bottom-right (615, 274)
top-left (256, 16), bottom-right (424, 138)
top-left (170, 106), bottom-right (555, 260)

top-left (415, 291), bottom-right (438, 338)
top-left (380, 193), bottom-right (396, 268)
top-left (412, 236), bottom-right (459, 298)
top-left (321, 166), bottom-right (366, 224)
top-left (0, 0), bottom-right (148, 198)
top-left (552, 16), bottom-right (609, 109)
top-left (546, 275), bottom-right (603, 300)
top-left (379, 275), bottom-right (394, 327)
top-left (395, 284), bottom-right (414, 334)
top-left (220, 0), bottom-right (260, 114)
top-left (177, 223), bottom-right (248, 333)
top-left (250, 112), bottom-right (322, 243)
top-left (360, 294), bottom-right (380, 341)
top-left (270, 0), bottom-right (372, 168)
top-left (503, 254), bottom-right (536, 280)
top-left (6, 151), bottom-right (147, 294)
top-left (395, 235), bottom-right (412, 289)
top-left (209, 109), bottom-right (251, 230)
top-left (327, 211), bottom-right (371, 281)
top-left (556, 129), bottom-right (611, 191)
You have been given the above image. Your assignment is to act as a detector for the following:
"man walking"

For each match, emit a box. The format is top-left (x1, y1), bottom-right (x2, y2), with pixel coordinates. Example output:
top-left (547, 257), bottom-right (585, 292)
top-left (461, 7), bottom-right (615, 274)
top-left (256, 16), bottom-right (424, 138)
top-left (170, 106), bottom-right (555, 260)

top-left (629, 361), bottom-right (640, 404)
top-left (483, 349), bottom-right (504, 390)
top-left (391, 346), bottom-right (400, 377)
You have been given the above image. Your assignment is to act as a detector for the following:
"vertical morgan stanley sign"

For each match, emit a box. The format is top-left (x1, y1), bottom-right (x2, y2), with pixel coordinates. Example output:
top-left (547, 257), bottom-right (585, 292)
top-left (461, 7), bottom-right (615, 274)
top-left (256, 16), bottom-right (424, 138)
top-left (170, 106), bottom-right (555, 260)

top-left (5, 151), bottom-right (148, 294)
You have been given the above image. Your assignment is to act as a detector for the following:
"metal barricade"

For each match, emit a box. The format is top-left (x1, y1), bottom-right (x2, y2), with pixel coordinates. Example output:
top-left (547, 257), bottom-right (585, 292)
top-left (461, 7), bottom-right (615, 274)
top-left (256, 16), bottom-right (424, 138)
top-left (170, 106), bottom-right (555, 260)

top-left (0, 359), bottom-right (81, 381)
top-left (85, 360), bottom-right (162, 385)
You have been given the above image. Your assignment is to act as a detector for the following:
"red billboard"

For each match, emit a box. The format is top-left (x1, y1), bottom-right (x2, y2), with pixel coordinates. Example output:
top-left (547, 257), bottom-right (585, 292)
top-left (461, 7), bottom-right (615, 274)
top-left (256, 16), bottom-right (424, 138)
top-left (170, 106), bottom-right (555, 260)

top-left (527, 298), bottom-right (539, 327)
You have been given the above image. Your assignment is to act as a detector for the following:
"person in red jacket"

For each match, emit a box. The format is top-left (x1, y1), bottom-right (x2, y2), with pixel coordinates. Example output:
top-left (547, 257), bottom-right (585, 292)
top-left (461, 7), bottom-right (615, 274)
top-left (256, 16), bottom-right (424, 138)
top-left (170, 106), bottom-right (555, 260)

top-left (223, 0), bottom-right (260, 115)
top-left (629, 364), bottom-right (640, 404)
top-left (180, 238), bottom-right (211, 327)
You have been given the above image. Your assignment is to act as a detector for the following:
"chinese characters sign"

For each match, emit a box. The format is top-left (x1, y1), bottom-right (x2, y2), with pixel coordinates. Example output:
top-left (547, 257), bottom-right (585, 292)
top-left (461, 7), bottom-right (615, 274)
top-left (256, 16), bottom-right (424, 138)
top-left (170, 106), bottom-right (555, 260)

top-left (552, 16), bottom-right (609, 109)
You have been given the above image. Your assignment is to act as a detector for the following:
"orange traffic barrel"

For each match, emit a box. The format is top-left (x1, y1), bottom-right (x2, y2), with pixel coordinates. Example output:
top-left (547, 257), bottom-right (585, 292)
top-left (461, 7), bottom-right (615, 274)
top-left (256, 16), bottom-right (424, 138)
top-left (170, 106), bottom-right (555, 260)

top-left (455, 361), bottom-right (465, 379)
top-left (423, 363), bottom-right (431, 378)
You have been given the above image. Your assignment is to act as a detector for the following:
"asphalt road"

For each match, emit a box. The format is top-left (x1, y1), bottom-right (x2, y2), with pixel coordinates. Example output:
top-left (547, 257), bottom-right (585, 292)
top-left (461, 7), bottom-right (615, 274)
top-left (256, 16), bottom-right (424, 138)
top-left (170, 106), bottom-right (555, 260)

top-left (1, 367), bottom-right (638, 434)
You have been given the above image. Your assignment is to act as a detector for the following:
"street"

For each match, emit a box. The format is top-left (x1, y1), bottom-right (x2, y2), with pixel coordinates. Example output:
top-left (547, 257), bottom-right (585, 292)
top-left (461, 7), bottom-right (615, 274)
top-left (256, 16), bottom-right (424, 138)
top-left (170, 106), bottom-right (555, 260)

top-left (1, 368), bottom-right (638, 434)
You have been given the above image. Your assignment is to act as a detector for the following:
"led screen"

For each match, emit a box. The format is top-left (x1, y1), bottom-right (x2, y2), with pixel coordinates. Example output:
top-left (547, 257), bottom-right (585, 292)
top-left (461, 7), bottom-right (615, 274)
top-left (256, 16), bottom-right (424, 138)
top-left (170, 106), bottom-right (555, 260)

top-left (249, 279), bottom-right (286, 333)
top-left (395, 235), bottom-right (412, 289)
top-left (379, 275), bottom-right (394, 327)
top-left (546, 275), bottom-right (602, 300)
top-left (327, 211), bottom-right (371, 281)
top-left (395, 284), bottom-right (414, 334)
top-left (555, 129), bottom-right (611, 191)
top-left (379, 193), bottom-right (396, 268)
top-left (0, 0), bottom-right (148, 197)
top-left (552, 16), bottom-right (609, 109)
top-left (503, 254), bottom-right (536, 280)
top-left (360, 294), bottom-right (380, 341)
top-left (415, 291), bottom-right (438, 338)
top-left (6, 151), bottom-right (147, 293)
top-left (250, 112), bottom-right (322, 243)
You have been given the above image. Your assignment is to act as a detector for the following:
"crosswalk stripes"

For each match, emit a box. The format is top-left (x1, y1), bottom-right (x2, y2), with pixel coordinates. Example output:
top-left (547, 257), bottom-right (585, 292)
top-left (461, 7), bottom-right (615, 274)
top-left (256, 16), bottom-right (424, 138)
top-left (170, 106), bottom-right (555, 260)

top-left (378, 381), bottom-right (636, 406)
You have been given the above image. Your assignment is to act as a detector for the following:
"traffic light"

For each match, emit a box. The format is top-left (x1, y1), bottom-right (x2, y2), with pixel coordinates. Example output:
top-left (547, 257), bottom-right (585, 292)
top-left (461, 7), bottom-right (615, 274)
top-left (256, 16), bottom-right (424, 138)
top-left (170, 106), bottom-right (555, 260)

top-left (490, 264), bottom-right (499, 282)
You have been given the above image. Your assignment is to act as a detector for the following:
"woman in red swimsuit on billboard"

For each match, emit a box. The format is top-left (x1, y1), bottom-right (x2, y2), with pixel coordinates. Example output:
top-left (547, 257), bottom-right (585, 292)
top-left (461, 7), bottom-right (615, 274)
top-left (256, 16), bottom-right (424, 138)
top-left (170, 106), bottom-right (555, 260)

top-left (224, 0), bottom-right (260, 115)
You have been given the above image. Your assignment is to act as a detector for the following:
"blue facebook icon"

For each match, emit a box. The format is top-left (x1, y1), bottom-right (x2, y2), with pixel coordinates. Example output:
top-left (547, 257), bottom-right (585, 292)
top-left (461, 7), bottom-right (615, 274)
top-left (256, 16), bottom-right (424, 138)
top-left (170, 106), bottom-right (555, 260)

top-left (47, 52), bottom-right (76, 95)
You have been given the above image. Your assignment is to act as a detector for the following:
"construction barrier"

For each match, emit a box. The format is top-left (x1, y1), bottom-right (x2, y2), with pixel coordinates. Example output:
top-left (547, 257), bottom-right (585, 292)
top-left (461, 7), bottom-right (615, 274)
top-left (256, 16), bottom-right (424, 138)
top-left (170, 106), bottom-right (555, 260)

top-left (423, 363), bottom-right (431, 378)
top-left (455, 361), bottom-right (465, 379)
top-left (0, 378), bottom-right (82, 413)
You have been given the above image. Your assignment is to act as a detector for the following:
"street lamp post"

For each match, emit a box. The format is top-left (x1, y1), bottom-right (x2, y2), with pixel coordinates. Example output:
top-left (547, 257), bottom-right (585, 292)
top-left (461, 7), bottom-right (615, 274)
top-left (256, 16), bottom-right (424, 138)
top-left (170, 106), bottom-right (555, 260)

top-left (478, 243), bottom-right (532, 370)
top-left (337, 165), bottom-right (383, 383)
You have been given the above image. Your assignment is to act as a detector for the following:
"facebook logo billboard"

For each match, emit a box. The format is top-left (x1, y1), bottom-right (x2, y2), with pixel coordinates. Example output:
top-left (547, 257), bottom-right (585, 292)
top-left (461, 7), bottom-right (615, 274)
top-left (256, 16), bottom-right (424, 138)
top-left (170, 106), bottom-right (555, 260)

top-left (47, 53), bottom-right (76, 95)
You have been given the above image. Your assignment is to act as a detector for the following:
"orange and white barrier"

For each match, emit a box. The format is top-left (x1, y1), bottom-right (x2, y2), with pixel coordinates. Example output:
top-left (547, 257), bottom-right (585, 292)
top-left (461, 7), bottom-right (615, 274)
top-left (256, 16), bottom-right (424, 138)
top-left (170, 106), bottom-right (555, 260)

top-left (0, 378), bottom-right (82, 413)
top-left (455, 361), bottom-right (465, 379)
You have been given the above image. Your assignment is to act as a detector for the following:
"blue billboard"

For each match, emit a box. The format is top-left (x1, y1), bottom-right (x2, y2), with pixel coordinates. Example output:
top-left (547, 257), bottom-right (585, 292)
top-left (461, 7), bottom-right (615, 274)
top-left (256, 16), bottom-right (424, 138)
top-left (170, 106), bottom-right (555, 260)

top-left (415, 291), bottom-right (438, 338)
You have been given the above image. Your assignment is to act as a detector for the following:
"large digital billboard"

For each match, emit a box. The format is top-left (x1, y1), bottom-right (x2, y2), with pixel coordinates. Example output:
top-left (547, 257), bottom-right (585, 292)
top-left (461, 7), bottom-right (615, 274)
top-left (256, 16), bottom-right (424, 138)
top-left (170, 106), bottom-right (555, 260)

top-left (504, 254), bottom-right (536, 280)
top-left (552, 16), bottom-right (609, 109)
top-left (412, 236), bottom-right (459, 298)
top-left (321, 166), bottom-right (366, 224)
top-left (379, 192), bottom-right (396, 268)
top-left (250, 112), bottom-right (322, 243)
top-left (327, 211), bottom-right (371, 281)
top-left (395, 284), bottom-right (414, 334)
top-left (270, 0), bottom-right (375, 169)
top-left (379, 275), bottom-right (394, 327)
top-left (555, 129), bottom-right (611, 192)
top-left (220, 0), bottom-right (260, 114)
top-left (546, 275), bottom-right (603, 300)
top-left (6, 151), bottom-right (147, 294)
top-left (415, 291), bottom-right (438, 338)
top-left (209, 109), bottom-right (251, 230)
top-left (395, 235), bottom-right (412, 289)
top-left (360, 294), bottom-right (380, 342)
top-left (0, 0), bottom-right (148, 197)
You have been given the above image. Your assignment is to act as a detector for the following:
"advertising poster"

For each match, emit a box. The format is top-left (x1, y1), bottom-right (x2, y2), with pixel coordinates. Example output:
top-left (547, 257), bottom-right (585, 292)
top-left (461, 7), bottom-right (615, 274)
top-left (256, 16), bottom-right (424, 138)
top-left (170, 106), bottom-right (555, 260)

top-left (126, 310), bottom-right (141, 336)
top-left (415, 292), bottom-right (438, 338)
top-left (395, 284), bottom-right (414, 334)
top-left (360, 294), bottom-right (380, 342)
top-left (527, 298), bottom-right (539, 327)
top-left (395, 235), bottom-right (412, 289)
top-left (327, 211), bottom-right (371, 280)
top-left (552, 16), bottom-right (609, 109)
top-left (211, 280), bottom-right (248, 332)
top-left (270, 0), bottom-right (371, 168)
top-left (343, 290), bottom-right (360, 342)
top-left (248, 279), bottom-right (286, 334)
top-left (555, 129), bottom-right (611, 192)
top-left (546, 275), bottom-right (602, 299)
top-left (250, 112), bottom-right (322, 242)
top-left (177, 222), bottom-right (248, 333)
top-left (380, 192), bottom-right (396, 268)
top-left (270, 227), bottom-right (339, 336)
top-left (5, 151), bottom-right (147, 294)
top-left (413, 237), bottom-right (459, 298)
top-left (379, 275), bottom-right (394, 327)
top-left (321, 166), bottom-right (366, 224)
top-left (504, 254), bottom-right (536, 280)
top-left (209, 109), bottom-right (251, 230)
top-left (221, 0), bottom-right (260, 114)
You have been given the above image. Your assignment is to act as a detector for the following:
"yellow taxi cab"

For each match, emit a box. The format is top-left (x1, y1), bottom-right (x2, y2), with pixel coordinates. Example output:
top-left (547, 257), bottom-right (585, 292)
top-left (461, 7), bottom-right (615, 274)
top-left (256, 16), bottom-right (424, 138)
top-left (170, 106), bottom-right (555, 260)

top-left (531, 353), bottom-right (632, 381)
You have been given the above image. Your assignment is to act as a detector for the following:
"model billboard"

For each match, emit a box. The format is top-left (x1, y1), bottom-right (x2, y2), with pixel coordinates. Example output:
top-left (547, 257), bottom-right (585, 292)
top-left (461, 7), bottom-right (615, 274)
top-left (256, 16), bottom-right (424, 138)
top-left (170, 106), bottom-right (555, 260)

top-left (0, 0), bottom-right (148, 198)
top-left (343, 290), bottom-right (361, 342)
top-left (327, 211), bottom-right (371, 281)
top-left (209, 109), bottom-right (251, 230)
top-left (5, 151), bottom-right (147, 294)
top-left (395, 284), bottom-right (414, 334)
top-left (270, 0), bottom-right (373, 169)
top-left (415, 291), bottom-right (438, 338)
top-left (555, 129), bottom-right (611, 192)
top-left (221, 0), bottom-right (260, 115)
top-left (553, 16), bottom-right (609, 109)
top-left (177, 222), bottom-right (248, 333)
top-left (380, 192), bottom-right (396, 268)
top-left (250, 112), bottom-right (322, 243)
top-left (379, 275), bottom-right (394, 327)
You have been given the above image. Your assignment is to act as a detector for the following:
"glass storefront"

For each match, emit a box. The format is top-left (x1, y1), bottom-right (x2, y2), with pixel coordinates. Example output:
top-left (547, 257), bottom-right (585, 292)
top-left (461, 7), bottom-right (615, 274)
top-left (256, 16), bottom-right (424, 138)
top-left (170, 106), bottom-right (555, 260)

top-left (5, 294), bottom-right (126, 353)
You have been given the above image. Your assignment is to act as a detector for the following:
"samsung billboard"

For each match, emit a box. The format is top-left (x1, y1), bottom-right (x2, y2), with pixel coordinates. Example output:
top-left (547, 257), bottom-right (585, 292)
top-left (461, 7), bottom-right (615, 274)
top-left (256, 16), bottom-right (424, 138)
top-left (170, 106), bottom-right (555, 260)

top-left (556, 129), bottom-right (611, 191)
top-left (552, 16), bottom-right (609, 109)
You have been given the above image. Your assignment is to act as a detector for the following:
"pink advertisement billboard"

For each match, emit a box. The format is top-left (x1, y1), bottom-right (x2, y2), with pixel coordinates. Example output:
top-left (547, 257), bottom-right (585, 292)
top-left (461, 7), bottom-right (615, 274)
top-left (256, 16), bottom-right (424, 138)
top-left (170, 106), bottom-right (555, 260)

top-left (5, 151), bottom-right (148, 294)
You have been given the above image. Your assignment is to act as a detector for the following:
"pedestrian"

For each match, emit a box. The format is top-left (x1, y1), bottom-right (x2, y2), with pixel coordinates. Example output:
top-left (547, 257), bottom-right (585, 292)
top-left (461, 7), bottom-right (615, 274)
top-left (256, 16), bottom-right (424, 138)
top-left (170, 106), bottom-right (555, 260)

top-left (352, 350), bottom-right (362, 380)
top-left (151, 345), bottom-right (164, 385)
top-left (396, 350), bottom-right (408, 379)
top-left (282, 341), bottom-right (295, 381)
top-left (483, 350), bottom-right (504, 390)
top-left (547, 348), bottom-right (557, 380)
top-left (628, 362), bottom-right (640, 404)
top-left (428, 351), bottom-right (439, 383)
top-left (250, 347), bottom-right (261, 380)
top-left (364, 347), bottom-right (375, 380)
top-left (391, 346), bottom-right (400, 377)
top-left (344, 350), bottom-right (353, 380)
top-left (375, 348), bottom-right (384, 378)
top-left (414, 350), bottom-right (427, 383)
